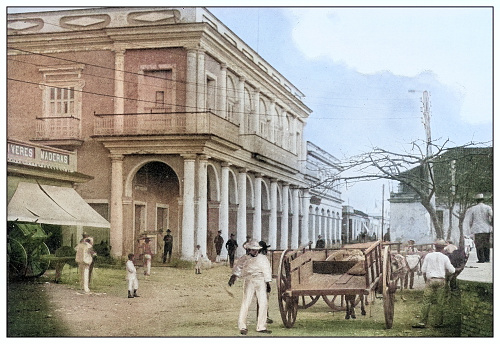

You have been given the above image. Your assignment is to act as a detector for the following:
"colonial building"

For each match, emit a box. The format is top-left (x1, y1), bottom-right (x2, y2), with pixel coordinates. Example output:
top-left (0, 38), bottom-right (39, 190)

top-left (7, 7), bottom-right (327, 260)
top-left (342, 205), bottom-right (369, 243)
top-left (305, 142), bottom-right (343, 247)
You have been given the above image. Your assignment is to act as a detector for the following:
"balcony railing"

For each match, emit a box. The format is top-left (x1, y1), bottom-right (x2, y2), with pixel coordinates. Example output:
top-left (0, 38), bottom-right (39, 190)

top-left (35, 116), bottom-right (81, 140)
top-left (93, 111), bottom-right (240, 144)
top-left (93, 111), bottom-right (301, 172)
top-left (240, 134), bottom-right (299, 172)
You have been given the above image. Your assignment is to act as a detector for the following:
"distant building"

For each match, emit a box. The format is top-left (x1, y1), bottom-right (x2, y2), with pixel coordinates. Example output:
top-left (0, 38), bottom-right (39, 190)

top-left (389, 146), bottom-right (492, 245)
top-left (341, 205), bottom-right (387, 244)
top-left (305, 142), bottom-right (343, 247)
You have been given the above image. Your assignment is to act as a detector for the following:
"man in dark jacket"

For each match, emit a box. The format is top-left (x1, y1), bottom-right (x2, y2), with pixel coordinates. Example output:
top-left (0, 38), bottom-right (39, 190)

top-left (316, 235), bottom-right (325, 248)
top-left (225, 233), bottom-right (238, 268)
top-left (163, 229), bottom-right (173, 263)
top-left (214, 230), bottom-right (224, 263)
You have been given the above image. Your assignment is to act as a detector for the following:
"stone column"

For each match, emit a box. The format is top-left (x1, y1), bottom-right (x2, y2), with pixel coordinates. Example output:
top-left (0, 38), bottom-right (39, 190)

top-left (220, 63), bottom-right (227, 118)
top-left (219, 162), bottom-right (230, 257)
top-left (269, 179), bottom-right (278, 249)
top-left (197, 49), bottom-right (206, 111)
top-left (253, 173), bottom-right (263, 241)
top-left (237, 168), bottom-right (247, 257)
top-left (333, 213), bottom-right (338, 244)
top-left (301, 189), bottom-right (310, 246)
top-left (196, 155), bottom-right (208, 259)
top-left (326, 213), bottom-right (331, 247)
top-left (186, 49), bottom-right (198, 111)
top-left (291, 187), bottom-right (300, 249)
top-left (338, 215), bottom-right (342, 246)
top-left (322, 211), bottom-right (328, 246)
top-left (310, 208), bottom-right (316, 246)
top-left (110, 154), bottom-right (124, 257)
top-left (280, 183), bottom-right (290, 249)
top-left (182, 154), bottom-right (197, 260)
top-left (113, 47), bottom-right (125, 133)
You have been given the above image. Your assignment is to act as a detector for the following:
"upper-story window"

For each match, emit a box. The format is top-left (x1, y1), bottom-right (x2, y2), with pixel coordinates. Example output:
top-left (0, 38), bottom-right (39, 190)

top-left (35, 65), bottom-right (85, 142)
top-left (226, 75), bottom-right (237, 124)
top-left (206, 75), bottom-right (216, 113)
top-left (49, 86), bottom-right (75, 116)
top-left (259, 99), bottom-right (269, 139)
top-left (156, 91), bottom-right (165, 107)
top-left (138, 66), bottom-right (175, 113)
top-left (39, 65), bottom-right (85, 119)
top-left (243, 87), bottom-right (253, 133)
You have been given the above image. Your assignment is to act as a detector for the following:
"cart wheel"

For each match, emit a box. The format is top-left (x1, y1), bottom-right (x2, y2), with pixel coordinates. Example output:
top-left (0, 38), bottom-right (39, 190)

top-left (298, 295), bottom-right (320, 309)
top-left (8, 237), bottom-right (28, 278)
top-left (277, 250), bottom-right (298, 328)
top-left (25, 242), bottom-right (51, 278)
top-left (322, 295), bottom-right (346, 311)
top-left (382, 246), bottom-right (395, 329)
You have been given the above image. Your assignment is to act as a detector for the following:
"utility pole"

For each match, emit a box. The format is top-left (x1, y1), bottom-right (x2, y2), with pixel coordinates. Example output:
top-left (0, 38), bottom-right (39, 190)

top-left (420, 90), bottom-right (436, 236)
top-left (421, 90), bottom-right (432, 157)
top-left (381, 184), bottom-right (385, 240)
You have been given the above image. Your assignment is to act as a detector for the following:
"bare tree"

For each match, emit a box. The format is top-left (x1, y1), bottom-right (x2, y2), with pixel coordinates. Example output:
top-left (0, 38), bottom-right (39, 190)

top-left (313, 139), bottom-right (492, 241)
top-left (433, 147), bottom-right (493, 245)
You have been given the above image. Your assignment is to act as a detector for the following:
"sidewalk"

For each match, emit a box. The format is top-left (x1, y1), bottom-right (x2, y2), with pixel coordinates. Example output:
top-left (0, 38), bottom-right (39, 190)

top-left (457, 247), bottom-right (493, 283)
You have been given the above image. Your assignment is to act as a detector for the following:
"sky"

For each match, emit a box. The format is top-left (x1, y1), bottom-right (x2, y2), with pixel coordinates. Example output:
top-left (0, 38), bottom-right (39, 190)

top-left (5, 2), bottom-right (495, 216)
top-left (207, 4), bottom-right (494, 215)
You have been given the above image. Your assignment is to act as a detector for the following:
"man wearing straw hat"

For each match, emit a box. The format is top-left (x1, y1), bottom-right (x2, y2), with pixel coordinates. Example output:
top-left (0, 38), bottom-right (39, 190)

top-left (465, 193), bottom-right (493, 263)
top-left (228, 239), bottom-right (272, 335)
top-left (412, 239), bottom-right (455, 328)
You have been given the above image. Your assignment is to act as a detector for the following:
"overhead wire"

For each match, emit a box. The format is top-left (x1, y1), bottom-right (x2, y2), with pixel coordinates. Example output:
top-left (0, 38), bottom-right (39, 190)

top-left (7, 15), bottom-right (423, 121)
top-left (7, 51), bottom-right (421, 121)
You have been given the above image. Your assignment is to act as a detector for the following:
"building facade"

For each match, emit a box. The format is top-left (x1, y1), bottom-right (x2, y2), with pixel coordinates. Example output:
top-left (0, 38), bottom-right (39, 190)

top-left (7, 7), bottom-right (326, 260)
top-left (7, 139), bottom-right (110, 249)
top-left (305, 142), bottom-right (343, 247)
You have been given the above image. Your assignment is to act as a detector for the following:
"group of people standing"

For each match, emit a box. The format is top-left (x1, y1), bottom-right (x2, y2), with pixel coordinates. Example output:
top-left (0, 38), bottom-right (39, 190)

top-left (72, 193), bottom-right (491, 333)
top-left (412, 193), bottom-right (493, 329)
top-left (126, 229), bottom-right (175, 298)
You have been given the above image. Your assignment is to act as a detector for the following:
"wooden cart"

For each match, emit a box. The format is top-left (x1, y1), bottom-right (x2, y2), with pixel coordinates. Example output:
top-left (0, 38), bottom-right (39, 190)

top-left (7, 222), bottom-right (51, 279)
top-left (275, 240), bottom-right (397, 329)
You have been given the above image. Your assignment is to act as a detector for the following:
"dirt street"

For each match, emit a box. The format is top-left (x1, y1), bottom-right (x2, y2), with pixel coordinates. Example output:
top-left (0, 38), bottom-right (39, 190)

top-left (42, 263), bottom-right (247, 337)
top-left (30, 260), bottom-right (429, 337)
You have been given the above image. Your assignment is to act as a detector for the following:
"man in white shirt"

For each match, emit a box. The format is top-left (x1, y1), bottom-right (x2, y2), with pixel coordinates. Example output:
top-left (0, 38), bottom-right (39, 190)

top-left (465, 193), bottom-right (493, 263)
top-left (413, 239), bottom-right (455, 328)
top-left (75, 238), bottom-right (93, 293)
top-left (228, 239), bottom-right (273, 335)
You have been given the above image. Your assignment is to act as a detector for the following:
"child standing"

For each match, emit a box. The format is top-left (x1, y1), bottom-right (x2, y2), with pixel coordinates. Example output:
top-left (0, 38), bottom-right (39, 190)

top-left (141, 237), bottom-right (153, 276)
top-left (194, 244), bottom-right (203, 274)
top-left (126, 253), bottom-right (139, 298)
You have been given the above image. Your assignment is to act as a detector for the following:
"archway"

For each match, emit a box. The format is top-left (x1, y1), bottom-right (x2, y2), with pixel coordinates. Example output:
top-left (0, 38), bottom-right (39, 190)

top-left (131, 161), bottom-right (179, 260)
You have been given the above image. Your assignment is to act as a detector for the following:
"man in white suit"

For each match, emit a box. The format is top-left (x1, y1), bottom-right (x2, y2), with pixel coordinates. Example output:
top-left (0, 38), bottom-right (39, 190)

top-left (228, 239), bottom-right (273, 335)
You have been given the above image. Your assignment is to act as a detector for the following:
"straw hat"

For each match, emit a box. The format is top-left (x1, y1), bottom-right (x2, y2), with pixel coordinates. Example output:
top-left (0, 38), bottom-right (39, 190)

top-left (245, 240), bottom-right (261, 250)
top-left (434, 239), bottom-right (447, 247)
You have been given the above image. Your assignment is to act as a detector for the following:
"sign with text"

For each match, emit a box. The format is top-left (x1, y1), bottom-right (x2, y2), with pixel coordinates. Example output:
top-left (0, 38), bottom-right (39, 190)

top-left (7, 140), bottom-right (76, 172)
